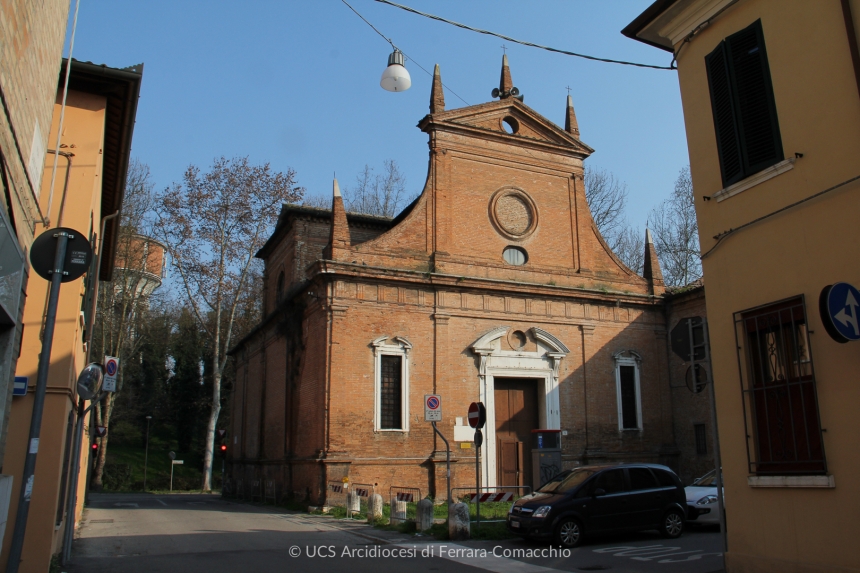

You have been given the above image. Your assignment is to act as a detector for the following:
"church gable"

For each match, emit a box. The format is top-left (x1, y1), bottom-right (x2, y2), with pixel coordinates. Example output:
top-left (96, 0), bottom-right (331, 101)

top-left (427, 100), bottom-right (594, 155)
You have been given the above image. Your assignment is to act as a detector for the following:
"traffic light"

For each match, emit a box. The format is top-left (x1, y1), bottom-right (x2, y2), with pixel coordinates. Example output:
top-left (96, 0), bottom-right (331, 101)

top-left (91, 441), bottom-right (98, 453)
top-left (217, 429), bottom-right (228, 457)
top-left (219, 443), bottom-right (227, 456)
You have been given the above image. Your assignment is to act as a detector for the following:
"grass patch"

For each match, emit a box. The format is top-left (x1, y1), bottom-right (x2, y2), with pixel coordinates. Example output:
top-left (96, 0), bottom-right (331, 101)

top-left (102, 443), bottom-right (223, 492)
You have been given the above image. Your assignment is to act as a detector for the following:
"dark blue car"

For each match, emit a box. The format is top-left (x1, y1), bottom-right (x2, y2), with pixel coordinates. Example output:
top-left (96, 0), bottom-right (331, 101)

top-left (507, 463), bottom-right (687, 548)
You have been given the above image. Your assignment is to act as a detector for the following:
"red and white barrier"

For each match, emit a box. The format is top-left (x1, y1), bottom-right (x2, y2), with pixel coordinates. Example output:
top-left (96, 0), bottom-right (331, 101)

top-left (469, 492), bottom-right (513, 503)
top-left (395, 492), bottom-right (414, 502)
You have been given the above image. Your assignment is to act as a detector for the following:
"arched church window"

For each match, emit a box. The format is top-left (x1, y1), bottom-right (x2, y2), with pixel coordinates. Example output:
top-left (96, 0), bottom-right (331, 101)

top-left (276, 271), bottom-right (285, 303)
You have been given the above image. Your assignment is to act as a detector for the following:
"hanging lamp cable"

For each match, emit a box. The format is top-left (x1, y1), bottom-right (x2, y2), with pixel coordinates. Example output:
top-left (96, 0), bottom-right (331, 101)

top-left (340, 0), bottom-right (471, 105)
top-left (374, 0), bottom-right (677, 71)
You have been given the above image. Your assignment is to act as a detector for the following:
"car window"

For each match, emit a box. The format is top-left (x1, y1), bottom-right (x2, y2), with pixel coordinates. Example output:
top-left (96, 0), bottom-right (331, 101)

top-left (653, 469), bottom-right (678, 488)
top-left (693, 470), bottom-right (717, 487)
top-left (592, 469), bottom-right (625, 494)
top-left (628, 468), bottom-right (658, 490)
top-left (538, 469), bottom-right (595, 494)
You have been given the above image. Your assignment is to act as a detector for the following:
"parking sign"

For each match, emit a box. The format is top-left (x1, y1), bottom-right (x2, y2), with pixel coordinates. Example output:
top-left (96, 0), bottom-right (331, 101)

top-left (424, 394), bottom-right (442, 422)
top-left (103, 356), bottom-right (119, 392)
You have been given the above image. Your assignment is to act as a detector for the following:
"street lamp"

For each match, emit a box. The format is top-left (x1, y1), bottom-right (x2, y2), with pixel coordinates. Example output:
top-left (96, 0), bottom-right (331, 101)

top-left (380, 49), bottom-right (411, 92)
top-left (143, 416), bottom-right (152, 491)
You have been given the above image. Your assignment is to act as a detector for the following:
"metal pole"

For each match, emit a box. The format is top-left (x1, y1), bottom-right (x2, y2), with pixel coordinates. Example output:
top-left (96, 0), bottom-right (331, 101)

top-left (475, 443), bottom-right (480, 528)
top-left (7, 231), bottom-right (69, 573)
top-left (170, 462), bottom-right (174, 492)
top-left (143, 416), bottom-right (151, 491)
top-left (702, 320), bottom-right (728, 556)
top-left (431, 422), bottom-right (451, 505)
top-left (60, 396), bottom-right (101, 565)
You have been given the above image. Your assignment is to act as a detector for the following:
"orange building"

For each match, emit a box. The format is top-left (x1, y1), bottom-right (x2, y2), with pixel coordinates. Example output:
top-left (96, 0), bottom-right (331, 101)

top-left (1, 59), bottom-right (141, 571)
top-left (625, 1), bottom-right (860, 571)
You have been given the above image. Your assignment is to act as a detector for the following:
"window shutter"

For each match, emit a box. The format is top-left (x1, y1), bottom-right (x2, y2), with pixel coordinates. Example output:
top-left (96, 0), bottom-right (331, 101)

top-left (727, 22), bottom-right (783, 175)
top-left (706, 20), bottom-right (783, 188)
top-left (706, 44), bottom-right (744, 186)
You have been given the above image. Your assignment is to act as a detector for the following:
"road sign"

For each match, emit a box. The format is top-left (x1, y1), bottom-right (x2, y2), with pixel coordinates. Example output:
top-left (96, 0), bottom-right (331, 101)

top-left (172, 460), bottom-right (184, 465)
top-left (95, 426), bottom-right (107, 437)
top-left (217, 429), bottom-right (227, 439)
top-left (169, 451), bottom-right (176, 460)
top-left (424, 394), bottom-right (441, 421)
top-left (670, 317), bottom-right (706, 362)
top-left (467, 402), bottom-right (486, 429)
top-left (29, 227), bottom-right (93, 283)
top-left (474, 428), bottom-right (483, 448)
top-left (103, 356), bottom-right (119, 392)
top-left (12, 376), bottom-right (27, 397)
top-left (820, 282), bottom-right (860, 343)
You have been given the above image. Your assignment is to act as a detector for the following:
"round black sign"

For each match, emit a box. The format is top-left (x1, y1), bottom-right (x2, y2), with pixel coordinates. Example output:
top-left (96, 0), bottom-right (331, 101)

top-left (30, 227), bottom-right (93, 283)
top-left (474, 428), bottom-right (484, 448)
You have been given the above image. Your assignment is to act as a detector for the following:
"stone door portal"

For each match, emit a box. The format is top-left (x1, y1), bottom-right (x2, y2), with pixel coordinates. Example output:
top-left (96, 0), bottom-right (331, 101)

top-left (494, 378), bottom-right (539, 490)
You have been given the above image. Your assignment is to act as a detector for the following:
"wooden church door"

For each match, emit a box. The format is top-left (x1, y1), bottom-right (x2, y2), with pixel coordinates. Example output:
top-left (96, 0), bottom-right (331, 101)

top-left (494, 378), bottom-right (539, 490)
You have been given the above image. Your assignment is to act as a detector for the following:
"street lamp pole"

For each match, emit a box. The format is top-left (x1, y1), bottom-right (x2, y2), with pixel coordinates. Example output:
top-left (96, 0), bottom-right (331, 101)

top-left (143, 416), bottom-right (152, 491)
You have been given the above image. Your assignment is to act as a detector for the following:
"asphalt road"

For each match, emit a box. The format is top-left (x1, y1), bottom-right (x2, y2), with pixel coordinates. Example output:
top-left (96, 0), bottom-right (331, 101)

top-left (64, 493), bottom-right (725, 573)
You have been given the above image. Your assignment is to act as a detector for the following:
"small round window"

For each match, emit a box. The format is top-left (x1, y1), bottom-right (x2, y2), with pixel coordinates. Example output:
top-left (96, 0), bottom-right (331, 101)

top-left (503, 246), bottom-right (528, 266)
top-left (502, 116), bottom-right (519, 134)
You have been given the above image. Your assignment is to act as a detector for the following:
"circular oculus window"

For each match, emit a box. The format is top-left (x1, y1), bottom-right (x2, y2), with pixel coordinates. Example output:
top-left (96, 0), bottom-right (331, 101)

top-left (503, 246), bottom-right (528, 266)
top-left (489, 188), bottom-right (538, 239)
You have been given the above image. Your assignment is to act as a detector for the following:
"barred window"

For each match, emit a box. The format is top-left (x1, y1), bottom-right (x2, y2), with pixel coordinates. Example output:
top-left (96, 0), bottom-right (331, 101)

top-left (380, 355), bottom-right (402, 430)
top-left (694, 424), bottom-right (707, 456)
top-left (735, 297), bottom-right (826, 475)
top-left (372, 336), bottom-right (411, 432)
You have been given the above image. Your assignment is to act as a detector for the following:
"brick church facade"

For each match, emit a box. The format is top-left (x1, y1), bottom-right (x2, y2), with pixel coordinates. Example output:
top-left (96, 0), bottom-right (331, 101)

top-left (227, 57), bottom-right (712, 503)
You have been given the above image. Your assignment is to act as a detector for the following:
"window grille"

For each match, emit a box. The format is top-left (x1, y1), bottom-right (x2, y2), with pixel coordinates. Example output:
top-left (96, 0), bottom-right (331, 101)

top-left (734, 296), bottom-right (826, 475)
top-left (694, 423), bottom-right (707, 456)
top-left (706, 19), bottom-right (783, 187)
top-left (380, 355), bottom-right (403, 430)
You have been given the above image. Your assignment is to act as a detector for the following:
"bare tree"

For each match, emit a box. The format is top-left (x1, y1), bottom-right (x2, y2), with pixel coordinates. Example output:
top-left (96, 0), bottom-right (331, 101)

top-left (585, 167), bottom-right (628, 246)
top-left (613, 224), bottom-right (645, 275)
top-left (154, 156), bottom-right (303, 490)
top-left (91, 159), bottom-right (163, 489)
top-left (344, 160), bottom-right (414, 217)
top-left (647, 166), bottom-right (702, 287)
top-left (302, 160), bottom-right (415, 217)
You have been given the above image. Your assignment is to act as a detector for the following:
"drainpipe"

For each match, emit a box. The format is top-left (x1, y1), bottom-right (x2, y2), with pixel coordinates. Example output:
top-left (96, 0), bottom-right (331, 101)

top-left (45, 150), bottom-right (74, 228)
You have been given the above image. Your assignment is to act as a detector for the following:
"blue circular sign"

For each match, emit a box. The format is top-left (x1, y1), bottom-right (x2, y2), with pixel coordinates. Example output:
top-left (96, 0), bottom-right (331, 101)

top-left (426, 396), bottom-right (439, 410)
top-left (821, 282), bottom-right (860, 342)
top-left (105, 359), bottom-right (118, 376)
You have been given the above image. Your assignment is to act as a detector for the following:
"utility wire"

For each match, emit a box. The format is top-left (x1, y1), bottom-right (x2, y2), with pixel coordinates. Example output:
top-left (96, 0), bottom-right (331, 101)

top-left (375, 0), bottom-right (676, 71)
top-left (340, 0), bottom-right (471, 106)
top-left (701, 173), bottom-right (860, 259)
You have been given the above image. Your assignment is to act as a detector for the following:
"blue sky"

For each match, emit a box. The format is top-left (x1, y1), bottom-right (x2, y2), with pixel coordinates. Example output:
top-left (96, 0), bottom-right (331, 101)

top-left (65, 0), bottom-right (687, 232)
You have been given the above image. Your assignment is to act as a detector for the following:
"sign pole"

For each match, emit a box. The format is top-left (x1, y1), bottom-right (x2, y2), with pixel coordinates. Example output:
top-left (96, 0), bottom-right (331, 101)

top-left (6, 231), bottom-right (70, 573)
top-left (431, 422), bottom-right (451, 505)
top-left (475, 441), bottom-right (480, 528)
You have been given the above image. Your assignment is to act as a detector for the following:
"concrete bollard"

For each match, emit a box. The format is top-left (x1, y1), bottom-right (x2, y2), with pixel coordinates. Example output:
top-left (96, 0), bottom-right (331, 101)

top-left (416, 499), bottom-right (434, 531)
top-left (367, 494), bottom-right (384, 523)
top-left (392, 500), bottom-right (408, 524)
top-left (347, 492), bottom-right (360, 515)
top-left (448, 502), bottom-right (470, 541)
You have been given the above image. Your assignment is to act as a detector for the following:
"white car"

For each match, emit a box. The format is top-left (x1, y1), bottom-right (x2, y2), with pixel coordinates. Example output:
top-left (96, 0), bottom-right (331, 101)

top-left (685, 469), bottom-right (721, 525)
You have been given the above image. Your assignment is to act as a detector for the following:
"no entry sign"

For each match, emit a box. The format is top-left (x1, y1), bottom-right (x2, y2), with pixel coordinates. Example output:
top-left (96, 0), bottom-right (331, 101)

top-left (424, 394), bottom-right (442, 422)
top-left (467, 402), bottom-right (486, 429)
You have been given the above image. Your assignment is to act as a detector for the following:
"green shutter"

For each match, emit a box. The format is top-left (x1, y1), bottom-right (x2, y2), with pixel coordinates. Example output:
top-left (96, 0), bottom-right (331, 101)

top-left (706, 43), bottom-right (744, 186)
top-left (727, 21), bottom-right (783, 176)
top-left (706, 20), bottom-right (783, 188)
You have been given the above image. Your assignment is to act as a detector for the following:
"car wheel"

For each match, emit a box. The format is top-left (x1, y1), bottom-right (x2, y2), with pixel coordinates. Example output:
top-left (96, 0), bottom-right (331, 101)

top-left (660, 509), bottom-right (685, 539)
top-left (554, 518), bottom-right (583, 548)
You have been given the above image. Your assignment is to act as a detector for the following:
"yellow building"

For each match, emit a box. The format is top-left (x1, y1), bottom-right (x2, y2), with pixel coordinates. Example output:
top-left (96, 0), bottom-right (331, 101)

top-left (1, 59), bottom-right (141, 571)
top-left (625, 1), bottom-right (860, 572)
